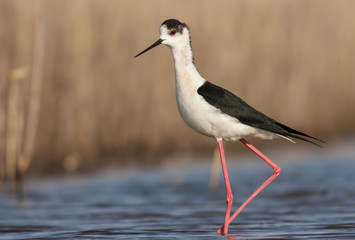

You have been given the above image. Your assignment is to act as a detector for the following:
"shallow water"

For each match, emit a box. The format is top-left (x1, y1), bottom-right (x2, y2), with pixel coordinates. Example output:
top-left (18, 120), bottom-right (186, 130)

top-left (1, 148), bottom-right (355, 239)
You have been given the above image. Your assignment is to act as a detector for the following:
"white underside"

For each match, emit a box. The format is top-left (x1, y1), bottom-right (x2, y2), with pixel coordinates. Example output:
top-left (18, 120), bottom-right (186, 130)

top-left (176, 81), bottom-right (280, 141)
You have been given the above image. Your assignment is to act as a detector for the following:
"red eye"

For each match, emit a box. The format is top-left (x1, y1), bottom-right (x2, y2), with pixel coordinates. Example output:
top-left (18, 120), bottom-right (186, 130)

top-left (170, 30), bottom-right (176, 36)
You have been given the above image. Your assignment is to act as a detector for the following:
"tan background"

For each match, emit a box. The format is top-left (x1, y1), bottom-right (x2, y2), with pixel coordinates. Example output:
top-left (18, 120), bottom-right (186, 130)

top-left (1, 0), bottom-right (354, 174)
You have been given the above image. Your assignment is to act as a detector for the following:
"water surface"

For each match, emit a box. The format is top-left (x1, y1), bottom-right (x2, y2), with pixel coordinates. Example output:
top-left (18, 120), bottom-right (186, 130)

top-left (1, 146), bottom-right (355, 239)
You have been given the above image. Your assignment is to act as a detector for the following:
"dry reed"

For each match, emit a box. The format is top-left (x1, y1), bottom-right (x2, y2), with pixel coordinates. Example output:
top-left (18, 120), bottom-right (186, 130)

top-left (0, 0), bottom-right (354, 175)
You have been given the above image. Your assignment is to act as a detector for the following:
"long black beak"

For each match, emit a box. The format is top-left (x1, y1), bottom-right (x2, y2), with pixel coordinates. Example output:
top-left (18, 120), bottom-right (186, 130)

top-left (134, 39), bottom-right (163, 58)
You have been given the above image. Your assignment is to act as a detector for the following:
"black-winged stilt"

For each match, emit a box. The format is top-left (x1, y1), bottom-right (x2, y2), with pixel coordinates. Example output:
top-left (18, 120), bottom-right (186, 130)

top-left (134, 19), bottom-right (324, 235)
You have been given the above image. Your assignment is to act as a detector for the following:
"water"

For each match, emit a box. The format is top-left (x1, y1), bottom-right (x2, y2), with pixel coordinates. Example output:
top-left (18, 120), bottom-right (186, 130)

top-left (1, 148), bottom-right (355, 239)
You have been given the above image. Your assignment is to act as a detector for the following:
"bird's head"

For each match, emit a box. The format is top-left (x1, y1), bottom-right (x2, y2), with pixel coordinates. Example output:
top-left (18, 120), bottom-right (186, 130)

top-left (134, 19), bottom-right (191, 58)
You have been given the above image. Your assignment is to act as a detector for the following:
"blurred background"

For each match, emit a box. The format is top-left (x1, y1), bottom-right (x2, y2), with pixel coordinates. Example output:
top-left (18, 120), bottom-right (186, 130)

top-left (1, 0), bottom-right (354, 178)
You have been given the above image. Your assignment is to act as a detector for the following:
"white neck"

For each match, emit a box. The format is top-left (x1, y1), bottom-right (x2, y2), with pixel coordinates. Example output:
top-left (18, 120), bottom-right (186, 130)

top-left (169, 42), bottom-right (205, 92)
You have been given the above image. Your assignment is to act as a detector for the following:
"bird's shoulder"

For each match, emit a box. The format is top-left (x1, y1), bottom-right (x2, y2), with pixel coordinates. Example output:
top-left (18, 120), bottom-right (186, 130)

top-left (197, 81), bottom-right (284, 131)
top-left (197, 81), bottom-right (261, 121)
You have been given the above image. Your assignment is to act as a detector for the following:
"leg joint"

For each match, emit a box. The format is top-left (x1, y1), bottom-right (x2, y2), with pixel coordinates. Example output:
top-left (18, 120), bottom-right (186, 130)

top-left (226, 193), bottom-right (233, 204)
top-left (274, 166), bottom-right (281, 176)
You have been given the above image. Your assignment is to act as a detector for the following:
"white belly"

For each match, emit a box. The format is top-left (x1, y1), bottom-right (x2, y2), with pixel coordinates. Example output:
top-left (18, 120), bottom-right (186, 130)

top-left (175, 81), bottom-right (276, 142)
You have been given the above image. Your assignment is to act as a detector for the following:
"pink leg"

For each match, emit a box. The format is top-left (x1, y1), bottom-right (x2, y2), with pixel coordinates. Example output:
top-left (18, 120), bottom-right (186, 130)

top-left (216, 138), bottom-right (233, 235)
top-left (216, 138), bottom-right (281, 235)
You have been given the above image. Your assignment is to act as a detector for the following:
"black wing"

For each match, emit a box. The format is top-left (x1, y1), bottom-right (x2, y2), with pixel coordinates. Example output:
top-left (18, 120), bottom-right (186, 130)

top-left (197, 81), bottom-right (324, 147)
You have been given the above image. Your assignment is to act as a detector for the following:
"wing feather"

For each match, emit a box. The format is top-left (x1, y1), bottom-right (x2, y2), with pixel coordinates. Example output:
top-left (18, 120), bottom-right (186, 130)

top-left (197, 81), bottom-right (324, 147)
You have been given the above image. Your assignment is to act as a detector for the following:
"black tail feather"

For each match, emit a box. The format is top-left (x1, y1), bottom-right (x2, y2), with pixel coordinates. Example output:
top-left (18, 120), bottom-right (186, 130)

top-left (287, 133), bottom-right (324, 148)
top-left (275, 121), bottom-right (326, 148)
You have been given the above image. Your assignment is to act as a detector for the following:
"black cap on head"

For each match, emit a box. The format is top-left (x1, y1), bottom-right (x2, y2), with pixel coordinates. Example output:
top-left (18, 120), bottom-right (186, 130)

top-left (162, 19), bottom-right (188, 34)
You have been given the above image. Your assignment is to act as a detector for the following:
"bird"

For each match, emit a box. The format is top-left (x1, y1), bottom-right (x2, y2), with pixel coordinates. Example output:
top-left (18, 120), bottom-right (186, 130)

top-left (134, 19), bottom-right (324, 236)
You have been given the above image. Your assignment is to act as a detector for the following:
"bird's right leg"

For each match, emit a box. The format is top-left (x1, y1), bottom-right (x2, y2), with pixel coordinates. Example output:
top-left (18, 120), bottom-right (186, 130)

top-left (216, 138), bottom-right (233, 235)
